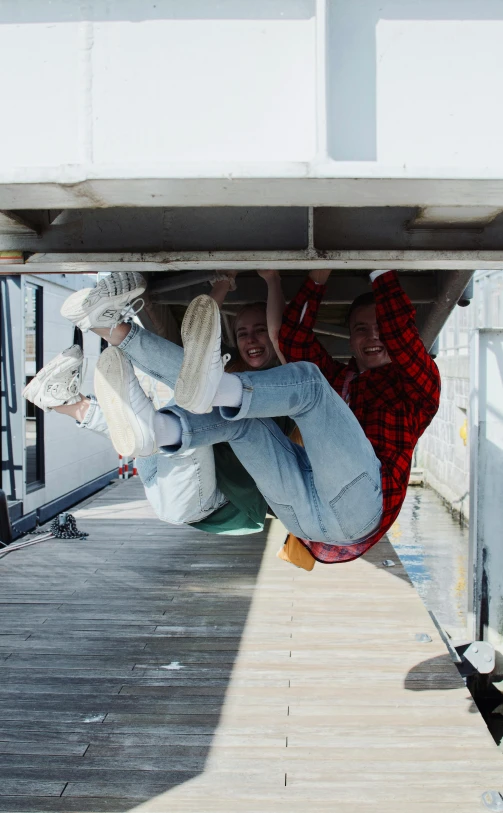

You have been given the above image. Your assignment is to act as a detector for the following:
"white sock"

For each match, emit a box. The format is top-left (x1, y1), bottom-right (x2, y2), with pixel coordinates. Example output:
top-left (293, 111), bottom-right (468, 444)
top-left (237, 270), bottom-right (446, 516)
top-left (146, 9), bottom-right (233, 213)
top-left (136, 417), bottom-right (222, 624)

top-left (211, 372), bottom-right (243, 408)
top-left (154, 411), bottom-right (182, 447)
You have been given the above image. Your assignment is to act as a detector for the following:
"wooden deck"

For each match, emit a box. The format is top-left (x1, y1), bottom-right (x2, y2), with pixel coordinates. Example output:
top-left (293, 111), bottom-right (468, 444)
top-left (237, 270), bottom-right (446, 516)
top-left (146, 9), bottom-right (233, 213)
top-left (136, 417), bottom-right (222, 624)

top-left (0, 478), bottom-right (501, 813)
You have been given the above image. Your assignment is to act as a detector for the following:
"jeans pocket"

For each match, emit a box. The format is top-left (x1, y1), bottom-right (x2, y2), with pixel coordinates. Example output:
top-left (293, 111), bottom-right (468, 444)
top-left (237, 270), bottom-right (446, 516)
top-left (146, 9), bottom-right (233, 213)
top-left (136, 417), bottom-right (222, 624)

top-left (267, 500), bottom-right (309, 540)
top-left (330, 473), bottom-right (382, 541)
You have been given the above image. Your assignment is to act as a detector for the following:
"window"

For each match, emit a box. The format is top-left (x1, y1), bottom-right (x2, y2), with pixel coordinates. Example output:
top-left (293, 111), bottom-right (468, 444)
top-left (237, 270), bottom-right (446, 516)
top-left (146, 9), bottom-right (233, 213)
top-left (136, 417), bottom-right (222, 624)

top-left (24, 283), bottom-right (44, 490)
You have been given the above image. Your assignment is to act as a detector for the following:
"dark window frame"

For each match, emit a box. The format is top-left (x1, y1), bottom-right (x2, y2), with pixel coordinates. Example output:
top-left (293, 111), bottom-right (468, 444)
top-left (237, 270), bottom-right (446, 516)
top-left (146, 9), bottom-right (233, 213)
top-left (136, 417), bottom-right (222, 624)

top-left (25, 283), bottom-right (45, 493)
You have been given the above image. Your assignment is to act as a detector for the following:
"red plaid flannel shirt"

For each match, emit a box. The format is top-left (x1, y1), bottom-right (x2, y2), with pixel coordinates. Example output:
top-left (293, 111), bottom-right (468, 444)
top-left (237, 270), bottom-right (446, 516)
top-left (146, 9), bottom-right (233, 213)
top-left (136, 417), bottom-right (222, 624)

top-left (278, 271), bottom-right (441, 564)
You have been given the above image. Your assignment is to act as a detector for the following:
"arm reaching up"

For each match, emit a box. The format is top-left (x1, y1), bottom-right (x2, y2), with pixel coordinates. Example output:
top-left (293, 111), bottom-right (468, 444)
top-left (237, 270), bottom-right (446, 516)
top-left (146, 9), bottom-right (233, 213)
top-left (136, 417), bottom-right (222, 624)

top-left (257, 269), bottom-right (287, 364)
top-left (371, 270), bottom-right (441, 423)
top-left (308, 269), bottom-right (332, 286)
top-left (209, 271), bottom-right (238, 308)
top-left (279, 270), bottom-right (345, 382)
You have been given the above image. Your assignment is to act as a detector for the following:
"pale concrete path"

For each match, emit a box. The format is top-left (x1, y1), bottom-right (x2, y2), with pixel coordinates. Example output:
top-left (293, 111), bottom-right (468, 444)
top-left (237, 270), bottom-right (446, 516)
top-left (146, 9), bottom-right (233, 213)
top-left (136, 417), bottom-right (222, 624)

top-left (0, 478), bottom-right (501, 813)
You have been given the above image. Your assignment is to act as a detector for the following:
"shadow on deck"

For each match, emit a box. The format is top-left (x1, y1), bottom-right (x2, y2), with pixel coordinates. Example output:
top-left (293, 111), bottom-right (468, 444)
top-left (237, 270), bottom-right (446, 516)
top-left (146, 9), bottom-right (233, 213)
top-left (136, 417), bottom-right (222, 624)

top-left (0, 478), bottom-right (273, 811)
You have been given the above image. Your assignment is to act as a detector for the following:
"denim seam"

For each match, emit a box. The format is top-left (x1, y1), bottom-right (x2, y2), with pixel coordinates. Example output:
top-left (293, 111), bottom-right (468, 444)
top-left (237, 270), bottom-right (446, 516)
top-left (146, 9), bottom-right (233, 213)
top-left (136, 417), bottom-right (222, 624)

top-left (268, 501), bottom-right (309, 541)
top-left (308, 471), bottom-right (331, 541)
top-left (330, 473), bottom-right (382, 540)
top-left (191, 456), bottom-right (205, 512)
top-left (117, 321), bottom-right (140, 351)
top-left (331, 472), bottom-right (378, 504)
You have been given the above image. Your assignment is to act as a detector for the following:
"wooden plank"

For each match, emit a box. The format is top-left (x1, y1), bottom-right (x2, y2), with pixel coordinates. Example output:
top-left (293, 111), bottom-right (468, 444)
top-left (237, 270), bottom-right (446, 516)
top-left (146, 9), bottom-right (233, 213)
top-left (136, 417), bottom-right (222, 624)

top-left (0, 778), bottom-right (66, 797)
top-left (1, 478), bottom-right (502, 813)
top-left (0, 799), bottom-right (134, 813)
top-left (0, 798), bottom-right (135, 812)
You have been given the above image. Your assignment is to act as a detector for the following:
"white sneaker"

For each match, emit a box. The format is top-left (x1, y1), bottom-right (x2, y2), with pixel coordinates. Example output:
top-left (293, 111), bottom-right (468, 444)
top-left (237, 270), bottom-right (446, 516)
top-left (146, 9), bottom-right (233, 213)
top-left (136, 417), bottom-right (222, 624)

top-left (22, 345), bottom-right (83, 413)
top-left (60, 271), bottom-right (146, 332)
top-left (94, 347), bottom-right (157, 457)
top-left (174, 294), bottom-right (228, 414)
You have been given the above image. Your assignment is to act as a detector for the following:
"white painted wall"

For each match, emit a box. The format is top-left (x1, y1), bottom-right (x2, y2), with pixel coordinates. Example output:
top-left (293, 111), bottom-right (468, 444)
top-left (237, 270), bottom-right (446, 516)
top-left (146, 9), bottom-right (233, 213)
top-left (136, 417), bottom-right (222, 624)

top-left (416, 271), bottom-right (503, 520)
top-left (327, 0), bottom-right (503, 172)
top-left (22, 274), bottom-right (117, 515)
top-left (1, 0), bottom-right (503, 208)
top-left (416, 355), bottom-right (470, 522)
top-left (468, 329), bottom-right (503, 663)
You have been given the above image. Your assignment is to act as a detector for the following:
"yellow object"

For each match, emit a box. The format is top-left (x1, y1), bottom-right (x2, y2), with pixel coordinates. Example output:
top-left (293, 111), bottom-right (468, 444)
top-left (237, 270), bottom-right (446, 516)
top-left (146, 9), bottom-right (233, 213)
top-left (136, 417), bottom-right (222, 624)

top-left (0, 251), bottom-right (23, 264)
top-left (277, 534), bottom-right (316, 571)
top-left (460, 418), bottom-right (467, 446)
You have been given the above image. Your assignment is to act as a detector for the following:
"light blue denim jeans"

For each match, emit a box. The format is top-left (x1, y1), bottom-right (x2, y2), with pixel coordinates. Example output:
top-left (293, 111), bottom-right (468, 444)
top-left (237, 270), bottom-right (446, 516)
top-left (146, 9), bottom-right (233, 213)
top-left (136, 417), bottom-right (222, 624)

top-left (78, 392), bottom-right (227, 525)
top-left (119, 324), bottom-right (383, 546)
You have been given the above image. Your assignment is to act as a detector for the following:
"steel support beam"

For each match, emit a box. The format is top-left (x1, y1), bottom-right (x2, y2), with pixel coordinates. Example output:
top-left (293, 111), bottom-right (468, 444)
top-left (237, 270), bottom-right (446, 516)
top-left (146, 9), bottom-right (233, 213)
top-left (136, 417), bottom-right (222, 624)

top-left (0, 210), bottom-right (39, 235)
top-left (3, 177), bottom-right (503, 210)
top-left (12, 250), bottom-right (503, 273)
top-left (151, 275), bottom-right (435, 307)
top-left (418, 270), bottom-right (475, 351)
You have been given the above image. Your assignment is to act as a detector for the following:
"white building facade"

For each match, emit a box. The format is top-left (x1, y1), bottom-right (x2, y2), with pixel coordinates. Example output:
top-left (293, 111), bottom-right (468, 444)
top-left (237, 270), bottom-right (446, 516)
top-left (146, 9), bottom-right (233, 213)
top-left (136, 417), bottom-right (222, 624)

top-left (1, 273), bottom-right (117, 536)
top-left (417, 271), bottom-right (503, 523)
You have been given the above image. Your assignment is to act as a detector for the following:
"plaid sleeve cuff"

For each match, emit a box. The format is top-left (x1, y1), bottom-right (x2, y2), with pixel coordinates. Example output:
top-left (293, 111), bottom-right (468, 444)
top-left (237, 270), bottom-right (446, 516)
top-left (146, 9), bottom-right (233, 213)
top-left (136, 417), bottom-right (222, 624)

top-left (302, 275), bottom-right (327, 302)
top-left (371, 270), bottom-right (397, 291)
top-left (282, 275), bottom-right (327, 328)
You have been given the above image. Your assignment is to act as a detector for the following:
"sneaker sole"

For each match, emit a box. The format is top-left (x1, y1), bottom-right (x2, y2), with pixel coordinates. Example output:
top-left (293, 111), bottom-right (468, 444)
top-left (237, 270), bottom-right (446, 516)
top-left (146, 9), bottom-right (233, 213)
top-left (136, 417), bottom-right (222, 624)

top-left (174, 295), bottom-right (221, 411)
top-left (94, 348), bottom-right (142, 458)
top-left (60, 274), bottom-right (146, 330)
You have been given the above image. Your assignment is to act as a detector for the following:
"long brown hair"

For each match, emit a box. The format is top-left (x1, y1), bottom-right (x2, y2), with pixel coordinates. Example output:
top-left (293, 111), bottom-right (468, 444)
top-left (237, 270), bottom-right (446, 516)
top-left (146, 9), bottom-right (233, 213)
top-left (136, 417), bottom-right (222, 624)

top-left (224, 302), bottom-right (280, 373)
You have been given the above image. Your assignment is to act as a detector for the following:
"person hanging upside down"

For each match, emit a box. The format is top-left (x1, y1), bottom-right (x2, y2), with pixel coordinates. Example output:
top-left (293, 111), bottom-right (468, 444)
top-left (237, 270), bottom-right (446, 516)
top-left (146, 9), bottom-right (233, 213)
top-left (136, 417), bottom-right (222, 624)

top-left (23, 271), bottom-right (291, 536)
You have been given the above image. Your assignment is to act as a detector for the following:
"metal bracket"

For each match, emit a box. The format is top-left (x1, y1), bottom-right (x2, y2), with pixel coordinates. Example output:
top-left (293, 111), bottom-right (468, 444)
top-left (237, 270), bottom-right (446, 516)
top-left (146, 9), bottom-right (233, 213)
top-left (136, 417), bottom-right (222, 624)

top-left (463, 641), bottom-right (495, 675)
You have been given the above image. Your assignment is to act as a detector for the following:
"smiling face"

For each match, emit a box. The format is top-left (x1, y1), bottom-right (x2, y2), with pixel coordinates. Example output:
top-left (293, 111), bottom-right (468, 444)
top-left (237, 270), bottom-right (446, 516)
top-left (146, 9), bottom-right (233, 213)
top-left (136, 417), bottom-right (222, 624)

top-left (349, 303), bottom-right (391, 373)
top-left (234, 305), bottom-right (277, 370)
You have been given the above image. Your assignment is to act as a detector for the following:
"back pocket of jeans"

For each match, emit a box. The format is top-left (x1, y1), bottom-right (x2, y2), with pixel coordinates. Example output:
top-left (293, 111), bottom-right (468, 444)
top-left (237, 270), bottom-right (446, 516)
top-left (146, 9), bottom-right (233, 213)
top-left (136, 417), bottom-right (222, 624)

top-left (267, 501), bottom-right (308, 540)
top-left (330, 473), bottom-right (382, 540)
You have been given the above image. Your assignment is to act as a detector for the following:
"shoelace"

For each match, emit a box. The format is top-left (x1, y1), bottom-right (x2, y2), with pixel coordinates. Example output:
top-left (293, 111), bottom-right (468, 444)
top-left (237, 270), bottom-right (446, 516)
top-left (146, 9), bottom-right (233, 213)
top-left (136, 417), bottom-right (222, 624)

top-left (58, 358), bottom-right (86, 401)
top-left (44, 368), bottom-right (82, 409)
top-left (108, 297), bottom-right (145, 337)
top-left (61, 368), bottom-right (82, 399)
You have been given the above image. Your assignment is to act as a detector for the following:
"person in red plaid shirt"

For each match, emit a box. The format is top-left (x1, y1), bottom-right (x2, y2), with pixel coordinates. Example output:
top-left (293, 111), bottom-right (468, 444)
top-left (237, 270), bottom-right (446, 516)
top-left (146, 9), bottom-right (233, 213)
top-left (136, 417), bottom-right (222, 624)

top-left (274, 268), bottom-right (441, 563)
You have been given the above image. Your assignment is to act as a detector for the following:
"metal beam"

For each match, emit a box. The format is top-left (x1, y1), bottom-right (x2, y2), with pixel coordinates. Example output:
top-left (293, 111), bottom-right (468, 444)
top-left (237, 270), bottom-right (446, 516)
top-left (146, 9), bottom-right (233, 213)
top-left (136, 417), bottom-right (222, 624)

top-left (149, 270), bottom-right (214, 294)
top-left (0, 211), bottom-right (39, 235)
top-left (3, 176), bottom-right (503, 210)
top-left (419, 270), bottom-right (475, 351)
top-left (314, 321), bottom-right (350, 340)
top-left (150, 275), bottom-right (436, 306)
top-left (17, 249), bottom-right (503, 273)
